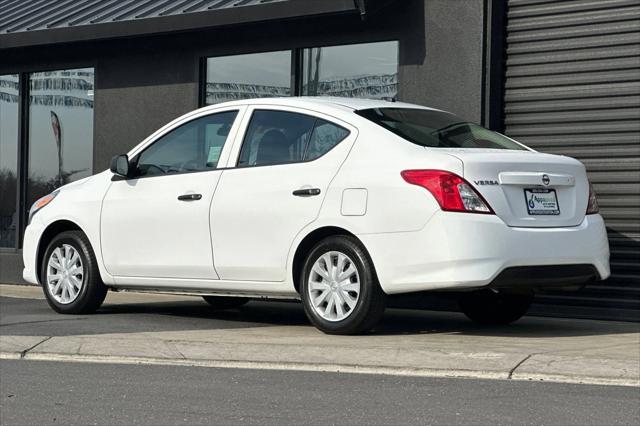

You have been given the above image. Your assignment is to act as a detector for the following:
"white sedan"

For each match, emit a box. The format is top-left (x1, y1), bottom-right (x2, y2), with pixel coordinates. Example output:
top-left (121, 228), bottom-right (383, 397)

top-left (22, 97), bottom-right (610, 334)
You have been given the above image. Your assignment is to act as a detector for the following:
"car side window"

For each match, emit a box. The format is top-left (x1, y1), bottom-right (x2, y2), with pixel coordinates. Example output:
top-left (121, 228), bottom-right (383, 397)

top-left (305, 119), bottom-right (350, 161)
top-left (237, 110), bottom-right (315, 167)
top-left (135, 110), bottom-right (238, 177)
top-left (237, 110), bottom-right (349, 167)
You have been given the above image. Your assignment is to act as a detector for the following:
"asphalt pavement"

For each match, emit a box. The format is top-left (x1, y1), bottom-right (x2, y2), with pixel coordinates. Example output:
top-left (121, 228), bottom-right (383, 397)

top-left (2, 359), bottom-right (639, 425)
top-left (1, 286), bottom-right (639, 425)
top-left (1, 286), bottom-right (639, 387)
top-left (0, 294), bottom-right (285, 337)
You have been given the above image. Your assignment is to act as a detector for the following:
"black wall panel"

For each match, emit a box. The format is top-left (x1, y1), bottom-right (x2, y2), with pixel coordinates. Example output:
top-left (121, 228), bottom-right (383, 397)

top-left (504, 0), bottom-right (640, 320)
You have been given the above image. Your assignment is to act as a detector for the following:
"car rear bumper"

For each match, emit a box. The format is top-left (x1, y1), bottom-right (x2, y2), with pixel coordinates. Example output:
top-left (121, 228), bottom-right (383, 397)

top-left (359, 212), bottom-right (610, 294)
top-left (486, 264), bottom-right (600, 290)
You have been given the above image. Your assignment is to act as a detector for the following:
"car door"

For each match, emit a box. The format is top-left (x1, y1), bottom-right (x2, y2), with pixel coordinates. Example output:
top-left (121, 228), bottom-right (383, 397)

top-left (101, 108), bottom-right (243, 279)
top-left (211, 106), bottom-right (357, 282)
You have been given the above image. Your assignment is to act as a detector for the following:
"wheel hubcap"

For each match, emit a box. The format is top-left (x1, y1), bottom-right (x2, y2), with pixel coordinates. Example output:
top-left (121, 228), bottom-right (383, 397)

top-left (308, 251), bottom-right (360, 322)
top-left (46, 244), bottom-right (83, 304)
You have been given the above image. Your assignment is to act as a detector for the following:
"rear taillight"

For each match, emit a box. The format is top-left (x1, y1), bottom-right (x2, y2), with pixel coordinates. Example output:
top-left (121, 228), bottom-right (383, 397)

top-left (586, 182), bottom-right (599, 214)
top-left (401, 170), bottom-right (494, 214)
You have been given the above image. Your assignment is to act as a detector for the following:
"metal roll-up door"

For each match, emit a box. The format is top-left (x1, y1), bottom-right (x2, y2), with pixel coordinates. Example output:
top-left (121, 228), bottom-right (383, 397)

top-left (504, 0), bottom-right (640, 320)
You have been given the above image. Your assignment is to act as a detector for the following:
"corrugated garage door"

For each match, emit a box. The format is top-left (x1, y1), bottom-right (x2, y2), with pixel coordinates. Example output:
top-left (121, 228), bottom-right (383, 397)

top-left (504, 0), bottom-right (640, 320)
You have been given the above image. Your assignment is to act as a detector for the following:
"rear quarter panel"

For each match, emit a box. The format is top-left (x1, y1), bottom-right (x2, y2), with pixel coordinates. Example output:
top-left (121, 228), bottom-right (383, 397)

top-left (318, 122), bottom-right (464, 234)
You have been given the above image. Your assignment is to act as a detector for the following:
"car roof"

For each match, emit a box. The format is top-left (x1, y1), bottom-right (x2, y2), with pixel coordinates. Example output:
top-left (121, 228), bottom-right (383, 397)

top-left (200, 96), bottom-right (441, 114)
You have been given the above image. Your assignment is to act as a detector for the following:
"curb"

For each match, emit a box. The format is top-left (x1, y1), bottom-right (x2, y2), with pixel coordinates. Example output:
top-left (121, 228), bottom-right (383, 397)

top-left (2, 351), bottom-right (638, 387)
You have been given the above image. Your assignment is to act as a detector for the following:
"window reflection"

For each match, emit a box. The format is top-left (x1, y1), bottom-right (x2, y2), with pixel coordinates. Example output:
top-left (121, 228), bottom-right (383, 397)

top-left (302, 41), bottom-right (398, 100)
top-left (238, 110), bottom-right (315, 167)
top-left (135, 111), bottom-right (238, 177)
top-left (237, 111), bottom-right (350, 167)
top-left (0, 74), bottom-right (19, 247)
top-left (205, 51), bottom-right (292, 104)
top-left (305, 120), bottom-right (350, 161)
top-left (27, 68), bottom-right (94, 210)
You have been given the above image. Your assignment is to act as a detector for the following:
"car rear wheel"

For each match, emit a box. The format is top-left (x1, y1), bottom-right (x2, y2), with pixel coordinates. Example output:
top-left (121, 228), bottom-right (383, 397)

top-left (41, 230), bottom-right (107, 314)
top-left (458, 289), bottom-right (533, 325)
top-left (300, 236), bottom-right (386, 335)
top-left (202, 296), bottom-right (249, 309)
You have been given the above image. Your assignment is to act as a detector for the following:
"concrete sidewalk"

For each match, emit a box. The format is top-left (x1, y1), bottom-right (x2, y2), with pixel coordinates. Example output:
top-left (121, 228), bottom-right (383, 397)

top-left (1, 284), bottom-right (639, 386)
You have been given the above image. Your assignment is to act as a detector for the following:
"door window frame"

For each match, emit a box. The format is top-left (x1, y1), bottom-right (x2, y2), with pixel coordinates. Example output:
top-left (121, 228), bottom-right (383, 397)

top-left (123, 106), bottom-right (246, 180)
top-left (225, 104), bottom-right (356, 170)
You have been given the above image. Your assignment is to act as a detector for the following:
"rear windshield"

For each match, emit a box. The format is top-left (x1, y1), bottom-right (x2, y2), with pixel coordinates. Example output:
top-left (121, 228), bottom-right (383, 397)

top-left (356, 108), bottom-right (526, 150)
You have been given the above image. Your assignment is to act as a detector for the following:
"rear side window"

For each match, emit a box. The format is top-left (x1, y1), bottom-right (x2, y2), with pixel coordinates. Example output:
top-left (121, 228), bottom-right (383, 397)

top-left (306, 120), bottom-right (350, 161)
top-left (237, 110), bottom-right (350, 167)
top-left (356, 108), bottom-right (526, 150)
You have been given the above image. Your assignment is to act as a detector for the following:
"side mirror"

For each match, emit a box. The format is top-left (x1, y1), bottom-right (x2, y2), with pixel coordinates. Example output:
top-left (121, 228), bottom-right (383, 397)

top-left (110, 154), bottom-right (130, 177)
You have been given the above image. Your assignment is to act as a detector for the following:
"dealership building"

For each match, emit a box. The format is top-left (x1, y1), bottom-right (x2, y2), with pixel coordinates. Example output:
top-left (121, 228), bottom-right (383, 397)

top-left (1, 0), bottom-right (638, 320)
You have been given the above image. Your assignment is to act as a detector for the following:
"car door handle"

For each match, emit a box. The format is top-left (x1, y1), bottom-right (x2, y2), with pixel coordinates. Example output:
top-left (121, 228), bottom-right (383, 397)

top-left (292, 188), bottom-right (321, 197)
top-left (177, 193), bottom-right (202, 201)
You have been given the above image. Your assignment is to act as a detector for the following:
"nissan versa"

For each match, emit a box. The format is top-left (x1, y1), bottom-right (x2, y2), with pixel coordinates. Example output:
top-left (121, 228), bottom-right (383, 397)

top-left (22, 97), bottom-right (610, 334)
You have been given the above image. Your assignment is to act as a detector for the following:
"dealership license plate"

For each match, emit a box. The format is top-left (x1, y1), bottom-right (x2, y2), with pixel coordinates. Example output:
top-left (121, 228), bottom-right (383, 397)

top-left (524, 188), bottom-right (560, 215)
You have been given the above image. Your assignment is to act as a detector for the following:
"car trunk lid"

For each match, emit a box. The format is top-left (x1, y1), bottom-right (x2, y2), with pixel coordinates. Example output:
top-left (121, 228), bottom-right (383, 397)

top-left (437, 149), bottom-right (589, 227)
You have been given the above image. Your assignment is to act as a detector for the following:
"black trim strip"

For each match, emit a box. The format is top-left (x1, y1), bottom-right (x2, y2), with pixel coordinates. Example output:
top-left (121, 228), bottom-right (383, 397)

top-left (16, 72), bottom-right (28, 249)
top-left (197, 56), bottom-right (207, 108)
top-left (481, 0), bottom-right (507, 131)
top-left (488, 265), bottom-right (600, 290)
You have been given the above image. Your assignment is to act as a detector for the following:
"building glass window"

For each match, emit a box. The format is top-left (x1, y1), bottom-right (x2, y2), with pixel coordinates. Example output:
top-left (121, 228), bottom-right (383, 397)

top-left (0, 74), bottom-right (19, 248)
top-left (205, 51), bottom-right (292, 105)
top-left (27, 68), bottom-right (94, 210)
top-left (301, 41), bottom-right (398, 100)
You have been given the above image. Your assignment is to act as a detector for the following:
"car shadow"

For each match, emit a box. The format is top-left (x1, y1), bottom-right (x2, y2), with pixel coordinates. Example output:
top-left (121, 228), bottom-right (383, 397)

top-left (100, 299), bottom-right (639, 338)
top-left (99, 299), bottom-right (309, 326)
top-left (3, 296), bottom-right (637, 338)
top-left (374, 308), bottom-right (639, 338)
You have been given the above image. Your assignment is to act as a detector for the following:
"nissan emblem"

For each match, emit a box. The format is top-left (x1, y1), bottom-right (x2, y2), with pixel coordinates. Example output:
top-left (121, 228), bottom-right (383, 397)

top-left (542, 174), bottom-right (550, 186)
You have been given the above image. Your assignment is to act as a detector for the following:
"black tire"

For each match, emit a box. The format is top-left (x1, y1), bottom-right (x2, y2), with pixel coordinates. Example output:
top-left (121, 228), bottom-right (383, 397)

top-left (458, 289), bottom-right (533, 325)
top-left (202, 296), bottom-right (249, 309)
top-left (300, 235), bottom-right (386, 335)
top-left (41, 230), bottom-right (107, 314)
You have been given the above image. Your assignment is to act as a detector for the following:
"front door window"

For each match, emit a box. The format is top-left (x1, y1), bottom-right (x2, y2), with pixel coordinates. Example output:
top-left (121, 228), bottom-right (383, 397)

top-left (134, 110), bottom-right (238, 177)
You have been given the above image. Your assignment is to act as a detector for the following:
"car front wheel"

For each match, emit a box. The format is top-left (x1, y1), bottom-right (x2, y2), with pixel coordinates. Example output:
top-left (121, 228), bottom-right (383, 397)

top-left (458, 289), bottom-right (533, 325)
top-left (41, 230), bottom-right (107, 314)
top-left (300, 236), bottom-right (386, 335)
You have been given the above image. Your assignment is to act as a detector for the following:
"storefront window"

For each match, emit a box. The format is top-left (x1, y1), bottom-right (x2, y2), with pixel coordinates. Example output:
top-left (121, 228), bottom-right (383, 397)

top-left (27, 68), bottom-right (94, 210)
top-left (301, 41), bottom-right (398, 100)
top-left (205, 51), bottom-right (292, 104)
top-left (0, 74), bottom-right (19, 248)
